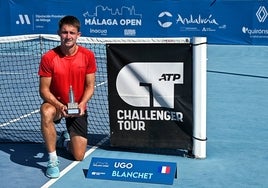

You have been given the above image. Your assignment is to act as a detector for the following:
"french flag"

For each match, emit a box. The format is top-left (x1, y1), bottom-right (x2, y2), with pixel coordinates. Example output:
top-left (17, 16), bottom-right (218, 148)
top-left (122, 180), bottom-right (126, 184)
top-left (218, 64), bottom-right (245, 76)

top-left (159, 166), bottom-right (171, 174)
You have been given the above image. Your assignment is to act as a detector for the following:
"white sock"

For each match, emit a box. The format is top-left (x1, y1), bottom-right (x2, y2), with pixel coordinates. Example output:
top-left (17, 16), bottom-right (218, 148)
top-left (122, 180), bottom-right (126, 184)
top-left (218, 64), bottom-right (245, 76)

top-left (48, 151), bottom-right (58, 162)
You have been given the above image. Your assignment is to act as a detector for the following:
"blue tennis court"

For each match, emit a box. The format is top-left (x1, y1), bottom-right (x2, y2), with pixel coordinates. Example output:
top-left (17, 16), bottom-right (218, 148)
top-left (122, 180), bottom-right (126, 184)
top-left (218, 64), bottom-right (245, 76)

top-left (0, 44), bottom-right (268, 188)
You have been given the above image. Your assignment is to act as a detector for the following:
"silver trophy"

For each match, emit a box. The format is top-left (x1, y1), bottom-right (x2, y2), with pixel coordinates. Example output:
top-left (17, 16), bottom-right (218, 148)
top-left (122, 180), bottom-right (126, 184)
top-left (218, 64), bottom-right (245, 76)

top-left (67, 85), bottom-right (80, 115)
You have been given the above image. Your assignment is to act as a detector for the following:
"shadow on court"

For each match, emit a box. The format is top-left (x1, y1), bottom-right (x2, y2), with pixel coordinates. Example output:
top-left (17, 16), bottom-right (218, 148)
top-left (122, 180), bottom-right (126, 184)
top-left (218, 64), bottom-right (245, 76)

top-left (0, 143), bottom-right (48, 174)
top-left (0, 143), bottom-right (75, 175)
top-left (0, 133), bottom-right (108, 181)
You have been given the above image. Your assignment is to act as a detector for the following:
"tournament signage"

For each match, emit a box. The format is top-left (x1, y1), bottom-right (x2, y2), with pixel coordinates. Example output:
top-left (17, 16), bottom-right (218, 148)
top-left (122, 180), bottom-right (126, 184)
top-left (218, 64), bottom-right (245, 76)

top-left (1, 0), bottom-right (268, 45)
top-left (107, 44), bottom-right (193, 150)
top-left (86, 157), bottom-right (177, 185)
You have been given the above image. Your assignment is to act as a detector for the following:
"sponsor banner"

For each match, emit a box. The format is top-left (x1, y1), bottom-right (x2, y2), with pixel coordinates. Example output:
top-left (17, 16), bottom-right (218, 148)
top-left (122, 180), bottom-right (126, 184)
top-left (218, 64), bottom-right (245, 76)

top-left (107, 44), bottom-right (193, 150)
top-left (86, 157), bottom-right (177, 185)
top-left (0, 0), bottom-right (268, 45)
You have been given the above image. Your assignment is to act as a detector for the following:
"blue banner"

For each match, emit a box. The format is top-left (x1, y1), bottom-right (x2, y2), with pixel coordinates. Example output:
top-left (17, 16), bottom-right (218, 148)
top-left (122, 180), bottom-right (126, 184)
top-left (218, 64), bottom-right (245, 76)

top-left (86, 157), bottom-right (177, 185)
top-left (0, 0), bottom-right (267, 45)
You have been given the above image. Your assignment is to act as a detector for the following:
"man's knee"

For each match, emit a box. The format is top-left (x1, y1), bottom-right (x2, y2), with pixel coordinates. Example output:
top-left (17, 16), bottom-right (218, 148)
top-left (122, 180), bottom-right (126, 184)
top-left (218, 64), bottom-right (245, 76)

top-left (69, 134), bottom-right (87, 161)
top-left (40, 103), bottom-right (57, 117)
top-left (40, 103), bottom-right (58, 126)
top-left (73, 153), bottom-right (85, 161)
top-left (71, 144), bottom-right (85, 161)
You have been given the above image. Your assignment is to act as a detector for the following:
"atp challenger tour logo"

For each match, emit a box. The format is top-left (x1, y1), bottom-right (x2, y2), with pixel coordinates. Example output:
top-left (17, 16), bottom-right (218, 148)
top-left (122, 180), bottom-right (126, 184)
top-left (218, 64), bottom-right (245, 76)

top-left (116, 62), bottom-right (184, 131)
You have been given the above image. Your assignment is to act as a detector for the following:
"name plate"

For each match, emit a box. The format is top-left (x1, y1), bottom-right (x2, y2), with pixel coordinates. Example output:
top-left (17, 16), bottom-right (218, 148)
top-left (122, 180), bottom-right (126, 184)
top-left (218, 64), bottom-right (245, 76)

top-left (86, 157), bottom-right (177, 185)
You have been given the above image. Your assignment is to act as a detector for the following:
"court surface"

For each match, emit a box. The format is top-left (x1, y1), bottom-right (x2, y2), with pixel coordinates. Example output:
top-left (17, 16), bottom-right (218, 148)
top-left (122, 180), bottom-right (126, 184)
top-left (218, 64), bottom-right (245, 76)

top-left (0, 44), bottom-right (268, 188)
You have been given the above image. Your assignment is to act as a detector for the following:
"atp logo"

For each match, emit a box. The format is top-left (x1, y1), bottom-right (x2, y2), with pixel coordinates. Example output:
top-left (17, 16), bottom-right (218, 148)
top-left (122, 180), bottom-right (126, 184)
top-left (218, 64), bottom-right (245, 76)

top-left (16, 14), bottom-right (31, 25)
top-left (158, 11), bottom-right (173, 28)
top-left (116, 62), bottom-right (184, 108)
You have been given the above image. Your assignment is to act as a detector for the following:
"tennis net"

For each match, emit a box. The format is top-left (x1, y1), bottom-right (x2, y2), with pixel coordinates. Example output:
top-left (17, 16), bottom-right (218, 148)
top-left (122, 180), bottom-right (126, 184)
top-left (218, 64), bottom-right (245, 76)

top-left (0, 34), bottom-right (111, 143)
top-left (0, 34), bottom-right (189, 145)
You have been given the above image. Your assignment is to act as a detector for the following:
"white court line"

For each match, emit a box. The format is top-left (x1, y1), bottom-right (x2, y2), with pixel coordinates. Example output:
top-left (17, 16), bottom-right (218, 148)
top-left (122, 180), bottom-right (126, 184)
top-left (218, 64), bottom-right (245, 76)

top-left (0, 72), bottom-right (26, 75)
top-left (40, 136), bottom-right (109, 188)
top-left (95, 81), bottom-right (107, 87)
top-left (0, 109), bottom-right (40, 127)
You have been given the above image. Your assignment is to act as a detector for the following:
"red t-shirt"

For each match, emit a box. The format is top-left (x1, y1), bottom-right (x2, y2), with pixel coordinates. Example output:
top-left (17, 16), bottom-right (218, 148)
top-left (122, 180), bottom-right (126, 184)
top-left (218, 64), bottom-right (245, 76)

top-left (38, 45), bottom-right (97, 105)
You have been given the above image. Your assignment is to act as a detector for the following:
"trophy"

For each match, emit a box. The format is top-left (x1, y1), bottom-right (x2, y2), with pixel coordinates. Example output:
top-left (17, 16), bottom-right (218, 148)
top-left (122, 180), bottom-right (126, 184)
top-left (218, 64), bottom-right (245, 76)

top-left (67, 85), bottom-right (80, 115)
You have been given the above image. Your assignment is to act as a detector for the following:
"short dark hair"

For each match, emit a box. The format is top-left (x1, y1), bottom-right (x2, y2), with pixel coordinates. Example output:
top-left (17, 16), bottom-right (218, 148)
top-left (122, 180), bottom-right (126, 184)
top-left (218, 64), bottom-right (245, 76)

top-left (58, 15), bottom-right (80, 32)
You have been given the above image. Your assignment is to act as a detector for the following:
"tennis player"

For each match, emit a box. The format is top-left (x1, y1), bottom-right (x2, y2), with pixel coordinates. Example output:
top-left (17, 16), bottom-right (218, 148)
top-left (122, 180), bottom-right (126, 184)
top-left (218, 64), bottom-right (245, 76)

top-left (38, 15), bottom-right (97, 178)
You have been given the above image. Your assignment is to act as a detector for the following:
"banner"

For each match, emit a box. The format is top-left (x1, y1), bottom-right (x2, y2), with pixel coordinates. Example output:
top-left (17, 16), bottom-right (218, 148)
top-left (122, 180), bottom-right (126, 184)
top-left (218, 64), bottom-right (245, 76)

top-left (106, 44), bottom-right (193, 150)
top-left (86, 157), bottom-right (177, 185)
top-left (0, 0), bottom-right (267, 45)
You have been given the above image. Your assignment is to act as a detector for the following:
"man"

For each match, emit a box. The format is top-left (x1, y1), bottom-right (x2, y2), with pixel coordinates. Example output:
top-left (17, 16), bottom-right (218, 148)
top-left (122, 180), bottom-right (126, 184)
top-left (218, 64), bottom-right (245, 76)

top-left (38, 15), bottom-right (97, 178)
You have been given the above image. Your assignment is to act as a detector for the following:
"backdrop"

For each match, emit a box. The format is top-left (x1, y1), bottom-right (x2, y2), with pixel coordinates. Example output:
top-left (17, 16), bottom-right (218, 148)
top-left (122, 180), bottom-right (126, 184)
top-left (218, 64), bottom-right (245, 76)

top-left (0, 0), bottom-right (267, 45)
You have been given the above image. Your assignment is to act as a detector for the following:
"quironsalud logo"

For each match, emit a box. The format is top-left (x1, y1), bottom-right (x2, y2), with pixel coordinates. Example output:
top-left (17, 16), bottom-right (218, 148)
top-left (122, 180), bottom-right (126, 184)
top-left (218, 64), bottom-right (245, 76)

top-left (242, 26), bottom-right (268, 37)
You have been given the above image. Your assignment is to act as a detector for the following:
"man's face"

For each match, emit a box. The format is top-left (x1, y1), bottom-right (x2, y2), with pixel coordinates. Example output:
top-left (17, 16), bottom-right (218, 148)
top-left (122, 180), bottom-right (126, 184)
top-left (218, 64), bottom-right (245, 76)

top-left (58, 24), bottom-right (81, 48)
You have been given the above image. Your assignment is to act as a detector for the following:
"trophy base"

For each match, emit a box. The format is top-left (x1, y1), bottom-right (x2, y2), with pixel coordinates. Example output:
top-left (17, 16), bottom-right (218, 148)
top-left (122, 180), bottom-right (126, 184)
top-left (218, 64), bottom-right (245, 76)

top-left (67, 102), bottom-right (80, 115)
top-left (67, 108), bottom-right (80, 115)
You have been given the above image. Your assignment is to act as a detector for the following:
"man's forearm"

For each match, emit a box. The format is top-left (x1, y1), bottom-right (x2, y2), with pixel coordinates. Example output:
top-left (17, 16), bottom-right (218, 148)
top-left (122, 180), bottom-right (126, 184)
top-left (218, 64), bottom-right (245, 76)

top-left (79, 86), bottom-right (94, 107)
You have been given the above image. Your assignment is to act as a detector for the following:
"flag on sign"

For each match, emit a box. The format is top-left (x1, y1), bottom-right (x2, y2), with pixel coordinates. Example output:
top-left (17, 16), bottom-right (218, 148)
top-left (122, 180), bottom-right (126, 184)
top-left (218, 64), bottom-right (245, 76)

top-left (159, 166), bottom-right (171, 174)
